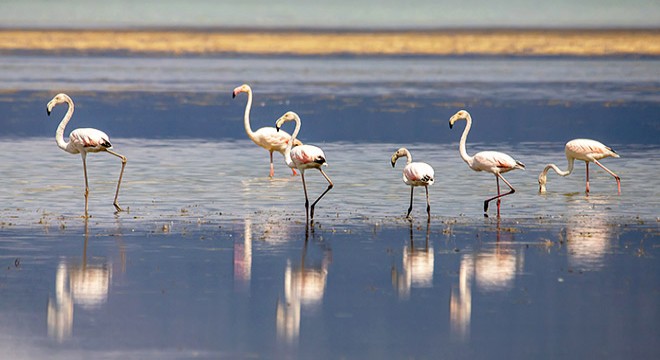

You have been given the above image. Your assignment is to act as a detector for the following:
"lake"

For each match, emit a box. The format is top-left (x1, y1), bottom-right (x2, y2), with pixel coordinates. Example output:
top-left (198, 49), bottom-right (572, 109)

top-left (0, 51), bottom-right (658, 359)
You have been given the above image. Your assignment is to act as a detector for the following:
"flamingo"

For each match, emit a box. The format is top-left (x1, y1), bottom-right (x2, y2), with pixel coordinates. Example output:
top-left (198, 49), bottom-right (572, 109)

top-left (538, 138), bottom-right (621, 194)
top-left (275, 111), bottom-right (333, 222)
top-left (391, 148), bottom-right (435, 220)
top-left (449, 110), bottom-right (525, 217)
top-left (47, 93), bottom-right (127, 218)
top-left (232, 84), bottom-right (301, 177)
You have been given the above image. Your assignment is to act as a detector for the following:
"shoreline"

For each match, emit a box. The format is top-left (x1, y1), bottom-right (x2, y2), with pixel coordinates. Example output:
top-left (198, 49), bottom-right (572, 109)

top-left (1, 29), bottom-right (658, 56)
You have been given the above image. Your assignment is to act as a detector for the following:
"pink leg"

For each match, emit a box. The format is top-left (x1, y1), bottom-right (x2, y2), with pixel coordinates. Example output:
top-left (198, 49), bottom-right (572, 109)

top-left (496, 176), bottom-right (501, 216)
top-left (484, 174), bottom-right (515, 217)
top-left (585, 161), bottom-right (590, 194)
top-left (594, 159), bottom-right (621, 195)
top-left (269, 151), bottom-right (274, 178)
top-left (300, 171), bottom-right (310, 221)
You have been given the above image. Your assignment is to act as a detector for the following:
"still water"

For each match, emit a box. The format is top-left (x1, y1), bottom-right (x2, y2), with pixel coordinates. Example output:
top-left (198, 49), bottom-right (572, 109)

top-left (0, 54), bottom-right (658, 359)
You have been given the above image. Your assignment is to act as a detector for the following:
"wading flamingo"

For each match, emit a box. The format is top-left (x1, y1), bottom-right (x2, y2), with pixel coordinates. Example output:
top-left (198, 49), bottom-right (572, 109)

top-left (47, 93), bottom-right (127, 218)
top-left (391, 148), bottom-right (435, 221)
top-left (232, 84), bottom-right (301, 177)
top-left (275, 111), bottom-right (333, 222)
top-left (538, 138), bottom-right (620, 194)
top-left (449, 110), bottom-right (525, 217)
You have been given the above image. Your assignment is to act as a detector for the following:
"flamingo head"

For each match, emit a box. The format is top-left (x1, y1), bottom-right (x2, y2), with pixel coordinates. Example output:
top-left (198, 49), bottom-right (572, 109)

top-left (232, 84), bottom-right (251, 98)
top-left (538, 172), bottom-right (548, 194)
top-left (275, 111), bottom-right (300, 132)
top-left (390, 148), bottom-right (407, 167)
top-left (449, 110), bottom-right (470, 129)
top-left (46, 93), bottom-right (70, 116)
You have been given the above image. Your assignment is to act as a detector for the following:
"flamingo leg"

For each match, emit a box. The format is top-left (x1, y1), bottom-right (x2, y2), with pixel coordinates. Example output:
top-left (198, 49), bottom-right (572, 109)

top-left (310, 168), bottom-right (333, 221)
top-left (425, 185), bottom-right (431, 222)
top-left (406, 186), bottom-right (414, 219)
top-left (81, 153), bottom-right (90, 218)
top-left (269, 151), bottom-right (275, 178)
top-left (484, 174), bottom-right (515, 216)
top-left (585, 161), bottom-right (590, 194)
top-left (594, 159), bottom-right (621, 194)
top-left (300, 171), bottom-right (310, 221)
top-left (106, 149), bottom-right (127, 212)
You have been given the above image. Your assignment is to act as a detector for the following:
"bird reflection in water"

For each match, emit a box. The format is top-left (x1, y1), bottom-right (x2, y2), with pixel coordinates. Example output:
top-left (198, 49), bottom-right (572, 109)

top-left (233, 217), bottom-right (253, 293)
top-left (449, 219), bottom-right (524, 342)
top-left (391, 221), bottom-right (434, 300)
top-left (276, 227), bottom-right (332, 344)
top-left (47, 221), bottom-right (114, 342)
top-left (562, 198), bottom-right (616, 271)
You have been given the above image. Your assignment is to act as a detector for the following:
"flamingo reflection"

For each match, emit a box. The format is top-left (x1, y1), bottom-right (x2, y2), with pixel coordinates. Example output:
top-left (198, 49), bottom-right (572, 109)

top-left (562, 199), bottom-right (616, 271)
top-left (449, 220), bottom-right (524, 341)
top-left (47, 221), bottom-right (114, 342)
top-left (276, 229), bottom-right (332, 344)
top-left (233, 217), bottom-right (253, 293)
top-left (391, 222), bottom-right (434, 300)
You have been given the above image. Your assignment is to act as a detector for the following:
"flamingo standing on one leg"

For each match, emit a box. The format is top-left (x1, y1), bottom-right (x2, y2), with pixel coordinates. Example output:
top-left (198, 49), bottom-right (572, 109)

top-left (538, 138), bottom-right (621, 194)
top-left (449, 110), bottom-right (525, 217)
top-left (275, 111), bottom-right (333, 222)
top-left (391, 148), bottom-right (435, 221)
top-left (47, 93), bottom-right (127, 218)
top-left (232, 84), bottom-right (301, 177)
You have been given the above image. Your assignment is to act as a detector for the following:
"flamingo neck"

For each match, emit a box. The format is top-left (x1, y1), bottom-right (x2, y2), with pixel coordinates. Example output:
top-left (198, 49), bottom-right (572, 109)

top-left (284, 117), bottom-right (301, 168)
top-left (402, 148), bottom-right (412, 165)
top-left (457, 115), bottom-right (475, 167)
top-left (55, 96), bottom-right (74, 152)
top-left (242, 88), bottom-right (256, 141)
top-left (539, 158), bottom-right (574, 192)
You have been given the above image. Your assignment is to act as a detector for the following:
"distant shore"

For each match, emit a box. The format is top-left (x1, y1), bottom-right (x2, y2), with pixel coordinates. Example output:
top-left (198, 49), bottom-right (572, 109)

top-left (0, 29), bottom-right (658, 56)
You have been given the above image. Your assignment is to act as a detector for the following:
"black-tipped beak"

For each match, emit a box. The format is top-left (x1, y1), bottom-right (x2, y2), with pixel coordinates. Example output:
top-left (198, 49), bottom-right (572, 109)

top-left (232, 92), bottom-right (236, 99)
top-left (391, 160), bottom-right (396, 168)
top-left (276, 125), bottom-right (281, 132)
top-left (449, 122), bottom-right (453, 129)
top-left (47, 108), bottom-right (51, 116)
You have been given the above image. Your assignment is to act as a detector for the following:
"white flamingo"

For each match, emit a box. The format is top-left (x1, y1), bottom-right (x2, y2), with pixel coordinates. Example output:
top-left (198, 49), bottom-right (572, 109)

top-left (391, 148), bottom-right (435, 220)
top-left (538, 138), bottom-right (620, 194)
top-left (232, 84), bottom-right (301, 177)
top-left (47, 93), bottom-right (127, 218)
top-left (449, 110), bottom-right (525, 217)
top-left (275, 111), bottom-right (333, 222)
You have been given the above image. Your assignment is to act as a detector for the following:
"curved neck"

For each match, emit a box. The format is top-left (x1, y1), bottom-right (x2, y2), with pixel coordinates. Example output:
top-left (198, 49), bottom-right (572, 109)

top-left (56, 96), bottom-right (73, 152)
top-left (284, 117), bottom-right (301, 167)
top-left (542, 157), bottom-right (574, 179)
top-left (401, 148), bottom-right (412, 165)
top-left (457, 115), bottom-right (474, 167)
top-left (242, 88), bottom-right (256, 140)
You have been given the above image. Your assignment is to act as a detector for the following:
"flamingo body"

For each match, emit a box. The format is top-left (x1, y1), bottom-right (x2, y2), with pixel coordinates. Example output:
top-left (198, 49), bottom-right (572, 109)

top-left (233, 84), bottom-right (301, 177)
top-left (391, 148), bottom-right (434, 220)
top-left (47, 93), bottom-right (127, 217)
top-left (538, 138), bottom-right (620, 194)
top-left (449, 110), bottom-right (524, 217)
top-left (276, 111), bottom-right (333, 222)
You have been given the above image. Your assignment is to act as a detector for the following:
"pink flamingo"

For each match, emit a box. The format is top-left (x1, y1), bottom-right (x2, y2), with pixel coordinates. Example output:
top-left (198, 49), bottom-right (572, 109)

top-left (391, 148), bottom-right (435, 220)
top-left (47, 93), bottom-right (127, 218)
top-left (538, 138), bottom-right (620, 194)
top-left (232, 84), bottom-right (301, 177)
top-left (449, 110), bottom-right (525, 217)
top-left (275, 111), bottom-right (333, 222)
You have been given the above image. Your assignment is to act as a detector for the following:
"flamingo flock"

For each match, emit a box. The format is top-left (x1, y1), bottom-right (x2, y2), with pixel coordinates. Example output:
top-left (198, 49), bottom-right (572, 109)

top-left (45, 87), bottom-right (622, 221)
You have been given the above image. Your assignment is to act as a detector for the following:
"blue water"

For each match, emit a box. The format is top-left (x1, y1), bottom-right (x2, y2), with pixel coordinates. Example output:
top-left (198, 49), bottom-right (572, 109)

top-left (0, 53), bottom-right (658, 359)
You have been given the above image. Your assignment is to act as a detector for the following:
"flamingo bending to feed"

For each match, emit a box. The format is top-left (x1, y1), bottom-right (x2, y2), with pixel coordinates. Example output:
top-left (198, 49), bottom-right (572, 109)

top-left (391, 148), bottom-right (435, 220)
top-left (449, 110), bottom-right (525, 217)
top-left (232, 84), bottom-right (301, 177)
top-left (275, 111), bottom-right (333, 222)
top-left (538, 138), bottom-right (620, 194)
top-left (47, 93), bottom-right (127, 218)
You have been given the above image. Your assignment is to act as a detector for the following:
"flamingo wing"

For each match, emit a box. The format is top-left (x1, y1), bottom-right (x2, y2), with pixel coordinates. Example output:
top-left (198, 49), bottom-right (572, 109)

top-left (291, 145), bottom-right (326, 168)
top-left (70, 128), bottom-right (112, 150)
top-left (403, 162), bottom-right (434, 186)
top-left (253, 127), bottom-right (300, 153)
top-left (566, 139), bottom-right (618, 160)
top-left (473, 151), bottom-right (524, 173)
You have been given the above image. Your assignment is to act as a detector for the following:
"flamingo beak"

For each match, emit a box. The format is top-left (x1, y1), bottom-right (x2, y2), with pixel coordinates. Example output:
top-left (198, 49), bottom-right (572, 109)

top-left (47, 108), bottom-right (51, 116)
top-left (276, 125), bottom-right (281, 132)
top-left (232, 91), bottom-right (236, 99)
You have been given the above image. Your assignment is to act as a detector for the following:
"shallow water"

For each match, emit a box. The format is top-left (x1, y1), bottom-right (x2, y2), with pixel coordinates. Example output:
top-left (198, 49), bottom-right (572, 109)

top-left (0, 53), bottom-right (659, 359)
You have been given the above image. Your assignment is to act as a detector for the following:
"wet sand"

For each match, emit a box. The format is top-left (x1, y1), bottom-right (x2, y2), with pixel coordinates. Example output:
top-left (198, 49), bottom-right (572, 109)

top-left (1, 29), bottom-right (659, 56)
